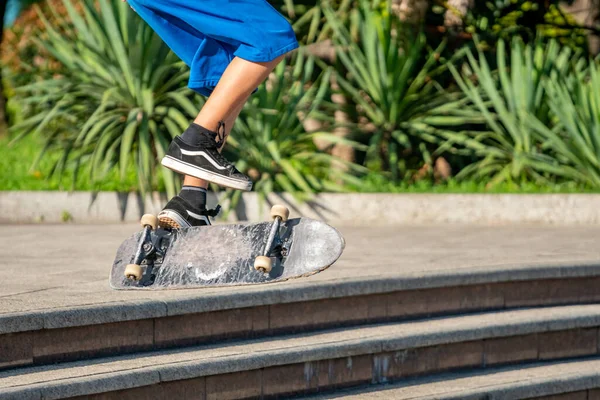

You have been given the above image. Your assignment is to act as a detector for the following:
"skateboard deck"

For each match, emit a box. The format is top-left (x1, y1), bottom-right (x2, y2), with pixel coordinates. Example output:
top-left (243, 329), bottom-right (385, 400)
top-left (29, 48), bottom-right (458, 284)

top-left (110, 216), bottom-right (345, 290)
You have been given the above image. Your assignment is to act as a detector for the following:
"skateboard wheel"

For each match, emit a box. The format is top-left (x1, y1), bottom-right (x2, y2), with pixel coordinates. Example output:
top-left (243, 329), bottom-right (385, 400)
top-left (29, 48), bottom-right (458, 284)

top-left (124, 264), bottom-right (143, 281)
top-left (254, 256), bottom-right (272, 273)
top-left (270, 205), bottom-right (290, 222)
top-left (140, 214), bottom-right (158, 230)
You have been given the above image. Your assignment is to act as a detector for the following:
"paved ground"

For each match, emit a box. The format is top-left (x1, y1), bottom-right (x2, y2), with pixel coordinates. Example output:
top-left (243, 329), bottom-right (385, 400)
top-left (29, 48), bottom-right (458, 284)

top-left (1, 223), bottom-right (600, 317)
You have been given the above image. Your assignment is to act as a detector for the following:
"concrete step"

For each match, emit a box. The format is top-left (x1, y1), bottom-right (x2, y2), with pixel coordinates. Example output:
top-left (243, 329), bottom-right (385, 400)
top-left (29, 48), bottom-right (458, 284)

top-left (302, 358), bottom-right (600, 400)
top-left (3, 304), bottom-right (600, 399)
top-left (4, 261), bottom-right (600, 370)
top-left (4, 224), bottom-right (600, 370)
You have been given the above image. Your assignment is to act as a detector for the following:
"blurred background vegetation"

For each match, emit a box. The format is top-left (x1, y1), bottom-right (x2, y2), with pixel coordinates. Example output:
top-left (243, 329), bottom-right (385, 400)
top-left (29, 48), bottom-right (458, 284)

top-left (1, 0), bottom-right (600, 201)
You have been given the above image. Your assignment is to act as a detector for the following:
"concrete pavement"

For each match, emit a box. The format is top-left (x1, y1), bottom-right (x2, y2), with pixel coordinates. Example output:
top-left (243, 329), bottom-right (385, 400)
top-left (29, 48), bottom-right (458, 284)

top-left (2, 223), bottom-right (600, 399)
top-left (1, 223), bottom-right (600, 331)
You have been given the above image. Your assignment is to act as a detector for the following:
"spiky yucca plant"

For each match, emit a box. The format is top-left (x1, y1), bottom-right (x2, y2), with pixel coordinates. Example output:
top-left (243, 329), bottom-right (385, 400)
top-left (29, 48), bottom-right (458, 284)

top-left (224, 52), bottom-right (365, 208)
top-left (11, 0), bottom-right (203, 195)
top-left (527, 60), bottom-right (600, 188)
top-left (443, 38), bottom-right (585, 186)
top-left (324, 0), bottom-right (464, 181)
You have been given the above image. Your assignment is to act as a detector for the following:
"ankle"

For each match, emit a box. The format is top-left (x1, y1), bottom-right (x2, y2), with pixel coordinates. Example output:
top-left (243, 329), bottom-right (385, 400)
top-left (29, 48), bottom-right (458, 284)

top-left (180, 123), bottom-right (218, 147)
top-left (178, 186), bottom-right (207, 209)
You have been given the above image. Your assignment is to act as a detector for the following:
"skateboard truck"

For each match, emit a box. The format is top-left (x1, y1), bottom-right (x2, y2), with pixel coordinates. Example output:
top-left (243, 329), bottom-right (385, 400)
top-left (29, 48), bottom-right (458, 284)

top-left (124, 214), bottom-right (159, 281)
top-left (254, 205), bottom-right (290, 274)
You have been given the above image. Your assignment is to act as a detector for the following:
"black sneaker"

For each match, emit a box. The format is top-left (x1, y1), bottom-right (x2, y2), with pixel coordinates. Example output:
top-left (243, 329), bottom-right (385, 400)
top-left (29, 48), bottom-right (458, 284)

top-left (161, 134), bottom-right (253, 192)
top-left (157, 195), bottom-right (221, 229)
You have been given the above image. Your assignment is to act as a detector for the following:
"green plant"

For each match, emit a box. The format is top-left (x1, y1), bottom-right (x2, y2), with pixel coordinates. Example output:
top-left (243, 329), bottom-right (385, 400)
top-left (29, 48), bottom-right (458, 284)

top-left (324, 0), bottom-right (463, 181)
top-left (351, 171), bottom-right (592, 193)
top-left (61, 210), bottom-right (73, 222)
top-left (269, 0), bottom-right (354, 46)
top-left (10, 0), bottom-right (202, 196)
top-left (224, 52), bottom-right (365, 207)
top-left (442, 37), bottom-right (584, 186)
top-left (452, 0), bottom-right (585, 46)
top-left (527, 60), bottom-right (600, 188)
top-left (292, 0), bottom-right (355, 45)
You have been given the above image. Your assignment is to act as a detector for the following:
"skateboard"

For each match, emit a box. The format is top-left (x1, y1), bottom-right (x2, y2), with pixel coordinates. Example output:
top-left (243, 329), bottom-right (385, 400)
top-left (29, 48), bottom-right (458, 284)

top-left (110, 205), bottom-right (345, 289)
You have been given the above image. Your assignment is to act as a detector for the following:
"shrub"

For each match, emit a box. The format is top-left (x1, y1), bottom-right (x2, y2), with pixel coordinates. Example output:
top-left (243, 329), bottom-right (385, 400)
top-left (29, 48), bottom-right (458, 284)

top-left (224, 52), bottom-right (365, 207)
top-left (10, 0), bottom-right (202, 196)
top-left (325, 0), bottom-right (465, 181)
top-left (441, 37), bottom-right (585, 186)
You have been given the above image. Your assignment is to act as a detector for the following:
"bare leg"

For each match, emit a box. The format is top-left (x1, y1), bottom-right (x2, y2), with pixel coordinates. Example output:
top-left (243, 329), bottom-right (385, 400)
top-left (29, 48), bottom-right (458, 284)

top-left (160, 100), bottom-right (247, 228)
top-left (182, 100), bottom-right (246, 188)
top-left (194, 55), bottom-right (284, 131)
top-left (181, 55), bottom-right (284, 188)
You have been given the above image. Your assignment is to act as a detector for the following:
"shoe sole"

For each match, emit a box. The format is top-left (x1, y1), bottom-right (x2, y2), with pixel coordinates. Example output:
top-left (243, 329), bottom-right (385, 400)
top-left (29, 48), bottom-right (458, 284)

top-left (161, 156), bottom-right (253, 192)
top-left (157, 210), bottom-right (190, 230)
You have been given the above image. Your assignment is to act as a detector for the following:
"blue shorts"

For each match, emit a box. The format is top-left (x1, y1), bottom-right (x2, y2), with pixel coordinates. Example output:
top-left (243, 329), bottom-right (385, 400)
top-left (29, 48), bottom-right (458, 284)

top-left (127, 0), bottom-right (299, 96)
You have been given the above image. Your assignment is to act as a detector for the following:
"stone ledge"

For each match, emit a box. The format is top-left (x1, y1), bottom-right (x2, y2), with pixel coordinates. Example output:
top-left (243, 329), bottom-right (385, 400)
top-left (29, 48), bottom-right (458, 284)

top-left (2, 191), bottom-right (600, 225)
top-left (2, 262), bottom-right (600, 336)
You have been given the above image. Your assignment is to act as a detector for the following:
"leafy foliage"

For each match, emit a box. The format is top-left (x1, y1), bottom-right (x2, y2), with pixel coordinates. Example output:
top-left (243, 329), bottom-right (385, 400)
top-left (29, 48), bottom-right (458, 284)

top-left (325, 0), bottom-right (466, 181)
top-left (6, 0), bottom-right (600, 197)
top-left (450, 0), bottom-right (585, 45)
top-left (2, 0), bottom-right (71, 80)
top-left (10, 0), bottom-right (202, 196)
top-left (225, 52), bottom-right (365, 207)
top-left (270, 0), bottom-right (354, 45)
top-left (441, 37), bottom-right (586, 186)
top-left (528, 59), bottom-right (600, 188)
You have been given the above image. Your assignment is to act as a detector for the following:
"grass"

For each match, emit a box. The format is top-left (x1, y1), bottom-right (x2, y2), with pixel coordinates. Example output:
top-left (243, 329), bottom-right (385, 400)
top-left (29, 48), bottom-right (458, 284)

top-left (350, 173), bottom-right (598, 194)
top-left (0, 134), bottom-right (595, 194)
top-left (0, 134), bottom-right (148, 191)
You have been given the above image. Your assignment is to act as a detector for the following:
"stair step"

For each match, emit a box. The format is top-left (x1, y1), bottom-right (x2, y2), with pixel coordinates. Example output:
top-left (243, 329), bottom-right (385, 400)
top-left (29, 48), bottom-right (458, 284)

top-left (4, 224), bottom-right (600, 370)
top-left (3, 304), bottom-right (600, 399)
top-left (4, 263), bottom-right (600, 370)
top-left (302, 358), bottom-right (600, 400)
